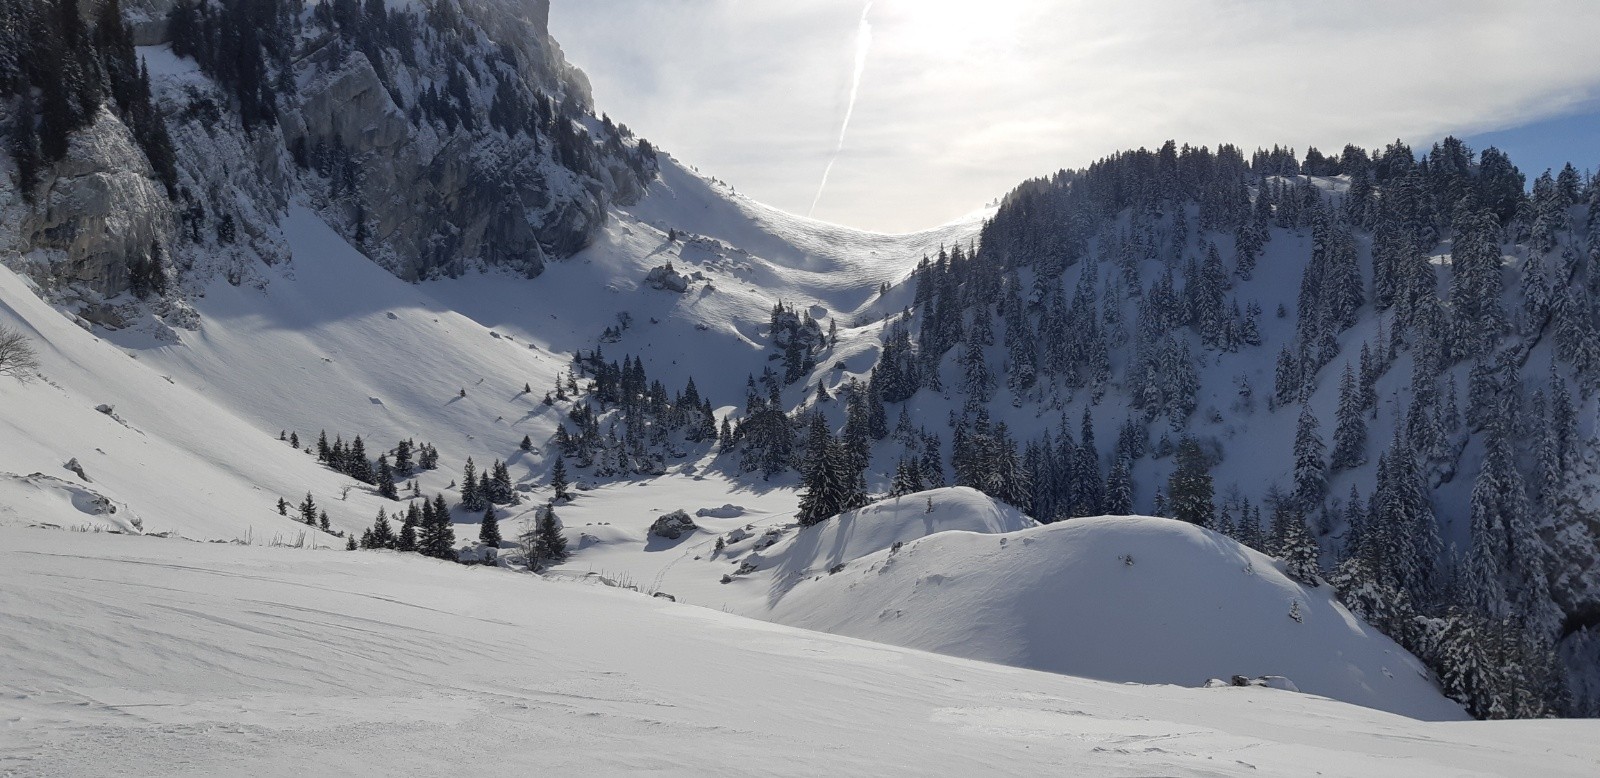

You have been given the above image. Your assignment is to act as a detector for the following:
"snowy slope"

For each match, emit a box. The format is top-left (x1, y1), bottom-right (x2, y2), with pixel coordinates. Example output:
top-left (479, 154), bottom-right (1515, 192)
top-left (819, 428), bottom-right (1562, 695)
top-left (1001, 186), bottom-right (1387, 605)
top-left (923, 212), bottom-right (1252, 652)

top-left (5, 526), bottom-right (1595, 778)
top-left (766, 513), bottom-right (1464, 721)
top-left (0, 266), bottom-right (386, 543)
top-left (537, 485), bottom-right (1459, 718)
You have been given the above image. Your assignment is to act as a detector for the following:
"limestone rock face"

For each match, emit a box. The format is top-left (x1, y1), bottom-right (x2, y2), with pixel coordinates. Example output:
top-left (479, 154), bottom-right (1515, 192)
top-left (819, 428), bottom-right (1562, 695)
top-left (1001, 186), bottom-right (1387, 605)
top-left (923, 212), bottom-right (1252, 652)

top-left (283, 49), bottom-right (603, 280)
top-left (20, 108), bottom-right (172, 299)
top-left (2, 0), bottom-right (647, 310)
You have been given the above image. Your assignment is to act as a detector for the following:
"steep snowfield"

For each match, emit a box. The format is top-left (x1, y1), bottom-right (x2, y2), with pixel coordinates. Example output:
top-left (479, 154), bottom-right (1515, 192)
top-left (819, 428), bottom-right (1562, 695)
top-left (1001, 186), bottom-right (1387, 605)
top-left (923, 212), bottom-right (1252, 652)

top-left (766, 513), bottom-right (1464, 721)
top-left (6, 526), bottom-right (1596, 777)
top-left (0, 267), bottom-right (379, 542)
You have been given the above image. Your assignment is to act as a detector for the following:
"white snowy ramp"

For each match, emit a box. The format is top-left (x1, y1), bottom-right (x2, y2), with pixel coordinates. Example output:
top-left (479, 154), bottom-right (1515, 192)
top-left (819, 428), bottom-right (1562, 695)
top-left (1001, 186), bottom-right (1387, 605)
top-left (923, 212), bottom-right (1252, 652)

top-left (767, 514), bottom-right (1466, 721)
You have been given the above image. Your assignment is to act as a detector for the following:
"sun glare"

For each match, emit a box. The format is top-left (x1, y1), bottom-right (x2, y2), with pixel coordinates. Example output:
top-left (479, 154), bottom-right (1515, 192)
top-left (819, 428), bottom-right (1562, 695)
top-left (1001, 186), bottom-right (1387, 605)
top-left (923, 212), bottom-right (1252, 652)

top-left (882, 0), bottom-right (1028, 55)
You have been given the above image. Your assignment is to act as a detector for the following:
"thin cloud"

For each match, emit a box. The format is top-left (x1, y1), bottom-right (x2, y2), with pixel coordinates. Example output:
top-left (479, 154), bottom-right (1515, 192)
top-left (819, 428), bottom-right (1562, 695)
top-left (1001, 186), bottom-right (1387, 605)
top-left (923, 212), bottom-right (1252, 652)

top-left (552, 0), bottom-right (1600, 233)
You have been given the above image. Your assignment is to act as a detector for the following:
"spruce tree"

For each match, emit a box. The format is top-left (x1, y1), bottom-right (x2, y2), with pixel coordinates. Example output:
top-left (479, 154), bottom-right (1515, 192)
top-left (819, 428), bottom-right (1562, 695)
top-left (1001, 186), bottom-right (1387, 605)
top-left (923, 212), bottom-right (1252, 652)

top-left (1104, 455), bottom-right (1134, 516)
top-left (526, 503), bottom-right (569, 569)
top-left (1331, 363), bottom-right (1367, 471)
top-left (1167, 436), bottom-right (1214, 528)
top-left (460, 458), bottom-right (483, 511)
top-left (397, 503), bottom-right (419, 552)
top-left (366, 508), bottom-right (395, 549)
top-left (1270, 498), bottom-right (1321, 585)
top-left (419, 494), bottom-right (457, 560)
top-left (348, 436), bottom-right (372, 483)
top-left (299, 492), bottom-right (317, 525)
top-left (479, 505), bottom-right (501, 547)
top-left (550, 455), bottom-right (571, 502)
top-left (797, 412), bottom-right (853, 526)
top-left (376, 455), bottom-right (398, 499)
top-left (1292, 400), bottom-right (1328, 513)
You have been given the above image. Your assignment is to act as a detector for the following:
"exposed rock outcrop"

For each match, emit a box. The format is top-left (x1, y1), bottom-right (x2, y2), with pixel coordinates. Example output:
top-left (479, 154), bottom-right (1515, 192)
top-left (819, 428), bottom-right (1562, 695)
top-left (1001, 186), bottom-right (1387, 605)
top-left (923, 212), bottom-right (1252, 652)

top-left (16, 107), bottom-right (172, 301)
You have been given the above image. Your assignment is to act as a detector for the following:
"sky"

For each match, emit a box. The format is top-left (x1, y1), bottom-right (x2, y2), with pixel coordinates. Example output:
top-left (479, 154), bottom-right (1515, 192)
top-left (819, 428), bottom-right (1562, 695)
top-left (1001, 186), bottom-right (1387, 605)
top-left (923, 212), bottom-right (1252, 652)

top-left (549, 0), bottom-right (1600, 234)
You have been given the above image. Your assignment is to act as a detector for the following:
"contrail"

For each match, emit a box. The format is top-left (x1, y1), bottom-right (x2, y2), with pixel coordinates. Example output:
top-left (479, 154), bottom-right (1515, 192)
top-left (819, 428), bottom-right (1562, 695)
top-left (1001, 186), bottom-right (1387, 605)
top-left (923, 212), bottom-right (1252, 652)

top-left (808, 2), bottom-right (874, 217)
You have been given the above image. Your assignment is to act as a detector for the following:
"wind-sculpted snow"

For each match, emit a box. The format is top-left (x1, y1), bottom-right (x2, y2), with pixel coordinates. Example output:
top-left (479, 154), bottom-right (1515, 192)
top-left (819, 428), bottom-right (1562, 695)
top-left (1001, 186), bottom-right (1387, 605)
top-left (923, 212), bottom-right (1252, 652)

top-left (750, 487), bottom-right (1036, 600)
top-left (6, 526), bottom-right (1598, 776)
top-left (766, 511), bottom-right (1468, 721)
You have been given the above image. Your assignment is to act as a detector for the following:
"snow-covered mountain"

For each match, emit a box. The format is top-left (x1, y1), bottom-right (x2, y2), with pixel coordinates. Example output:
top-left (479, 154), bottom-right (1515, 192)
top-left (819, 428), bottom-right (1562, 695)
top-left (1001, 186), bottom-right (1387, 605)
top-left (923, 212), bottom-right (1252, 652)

top-left (2, 3), bottom-right (1598, 770)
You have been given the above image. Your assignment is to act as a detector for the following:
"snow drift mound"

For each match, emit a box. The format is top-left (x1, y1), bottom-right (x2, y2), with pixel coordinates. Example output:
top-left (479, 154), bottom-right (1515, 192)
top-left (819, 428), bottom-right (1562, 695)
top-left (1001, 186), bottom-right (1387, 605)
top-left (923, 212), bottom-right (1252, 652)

top-left (766, 513), bottom-right (1465, 721)
top-left (722, 487), bottom-right (1035, 601)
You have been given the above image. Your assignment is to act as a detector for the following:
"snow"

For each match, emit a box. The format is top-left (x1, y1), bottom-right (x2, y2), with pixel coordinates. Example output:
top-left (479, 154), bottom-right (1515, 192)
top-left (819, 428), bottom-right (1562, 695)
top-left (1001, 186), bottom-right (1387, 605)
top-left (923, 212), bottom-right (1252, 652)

top-left (0, 121), bottom-right (1583, 767)
top-left (5, 526), bottom-right (1597, 777)
top-left (766, 511), bottom-right (1465, 721)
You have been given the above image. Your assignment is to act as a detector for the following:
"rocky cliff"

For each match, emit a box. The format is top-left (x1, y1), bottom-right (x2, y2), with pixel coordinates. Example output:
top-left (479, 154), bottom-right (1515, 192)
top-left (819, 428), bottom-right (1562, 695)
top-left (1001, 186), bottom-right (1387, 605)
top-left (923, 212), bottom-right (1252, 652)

top-left (1, 0), bottom-right (653, 320)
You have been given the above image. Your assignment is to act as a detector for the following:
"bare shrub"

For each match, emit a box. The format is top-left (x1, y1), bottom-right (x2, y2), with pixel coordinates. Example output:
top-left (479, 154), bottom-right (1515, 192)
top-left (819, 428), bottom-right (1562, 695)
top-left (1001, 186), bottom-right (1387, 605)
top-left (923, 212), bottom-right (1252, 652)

top-left (0, 324), bottom-right (41, 382)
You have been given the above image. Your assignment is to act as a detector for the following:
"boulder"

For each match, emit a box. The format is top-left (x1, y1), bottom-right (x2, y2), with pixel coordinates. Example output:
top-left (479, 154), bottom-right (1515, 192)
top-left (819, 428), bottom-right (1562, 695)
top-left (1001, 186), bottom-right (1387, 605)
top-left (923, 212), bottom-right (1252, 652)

top-left (649, 509), bottom-right (698, 540)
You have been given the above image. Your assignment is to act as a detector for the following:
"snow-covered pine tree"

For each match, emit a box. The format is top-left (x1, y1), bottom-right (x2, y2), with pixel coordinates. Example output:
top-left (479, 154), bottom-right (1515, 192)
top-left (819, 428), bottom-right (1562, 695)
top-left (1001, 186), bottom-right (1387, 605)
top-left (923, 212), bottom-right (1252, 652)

top-left (1291, 400), bottom-right (1328, 514)
top-left (1269, 497), bottom-right (1321, 586)
top-left (1331, 363), bottom-right (1367, 470)
top-left (1104, 455), bottom-right (1134, 515)
top-left (1167, 436), bottom-right (1214, 528)
top-left (797, 412), bottom-right (861, 525)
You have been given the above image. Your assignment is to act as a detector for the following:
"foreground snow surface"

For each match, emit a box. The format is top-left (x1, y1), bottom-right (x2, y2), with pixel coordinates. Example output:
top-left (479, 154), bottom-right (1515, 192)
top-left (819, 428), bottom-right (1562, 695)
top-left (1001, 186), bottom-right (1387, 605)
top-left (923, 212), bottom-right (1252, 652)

top-left (4, 528), bottom-right (1597, 777)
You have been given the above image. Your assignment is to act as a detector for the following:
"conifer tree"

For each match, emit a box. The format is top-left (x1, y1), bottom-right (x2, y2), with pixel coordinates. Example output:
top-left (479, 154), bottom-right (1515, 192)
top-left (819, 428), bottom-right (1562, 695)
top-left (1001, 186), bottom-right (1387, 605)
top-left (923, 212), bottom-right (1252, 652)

top-left (376, 455), bottom-right (398, 499)
top-left (365, 507), bottom-right (395, 549)
top-left (525, 503), bottom-right (569, 569)
top-left (549, 455), bottom-right (571, 502)
top-left (1270, 498), bottom-right (1321, 585)
top-left (299, 492), bottom-right (318, 525)
top-left (480, 505), bottom-right (501, 548)
top-left (419, 494), bottom-right (457, 560)
top-left (1105, 455), bottom-right (1134, 515)
top-left (889, 458), bottom-right (924, 498)
top-left (1331, 363), bottom-right (1367, 470)
top-left (797, 412), bottom-right (859, 526)
top-left (1292, 400), bottom-right (1328, 513)
top-left (460, 458), bottom-right (484, 511)
top-left (394, 438), bottom-right (412, 472)
top-left (397, 503), bottom-right (419, 552)
top-left (348, 436), bottom-right (372, 483)
top-left (1167, 436), bottom-right (1214, 528)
